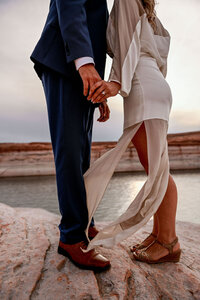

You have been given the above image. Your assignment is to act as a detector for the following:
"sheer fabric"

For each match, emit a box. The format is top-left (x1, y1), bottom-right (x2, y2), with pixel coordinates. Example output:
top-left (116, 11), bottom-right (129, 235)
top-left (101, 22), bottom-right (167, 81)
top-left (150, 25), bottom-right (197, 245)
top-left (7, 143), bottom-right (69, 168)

top-left (83, 119), bottom-right (169, 251)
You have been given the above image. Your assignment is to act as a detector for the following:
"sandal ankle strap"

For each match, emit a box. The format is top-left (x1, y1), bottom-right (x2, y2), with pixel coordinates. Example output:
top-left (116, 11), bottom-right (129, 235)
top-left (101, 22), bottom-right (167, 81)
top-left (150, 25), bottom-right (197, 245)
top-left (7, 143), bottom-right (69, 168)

top-left (156, 237), bottom-right (178, 254)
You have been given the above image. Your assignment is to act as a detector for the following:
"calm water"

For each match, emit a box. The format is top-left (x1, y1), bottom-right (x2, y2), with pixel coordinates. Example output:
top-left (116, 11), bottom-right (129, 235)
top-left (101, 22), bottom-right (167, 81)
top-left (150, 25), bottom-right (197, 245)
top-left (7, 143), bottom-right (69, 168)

top-left (0, 171), bottom-right (199, 224)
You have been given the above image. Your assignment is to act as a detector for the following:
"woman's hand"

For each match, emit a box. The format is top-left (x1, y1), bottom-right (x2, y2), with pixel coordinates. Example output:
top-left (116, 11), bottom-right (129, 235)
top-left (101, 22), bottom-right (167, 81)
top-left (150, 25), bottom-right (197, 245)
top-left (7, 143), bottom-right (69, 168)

top-left (97, 101), bottom-right (110, 122)
top-left (88, 80), bottom-right (121, 103)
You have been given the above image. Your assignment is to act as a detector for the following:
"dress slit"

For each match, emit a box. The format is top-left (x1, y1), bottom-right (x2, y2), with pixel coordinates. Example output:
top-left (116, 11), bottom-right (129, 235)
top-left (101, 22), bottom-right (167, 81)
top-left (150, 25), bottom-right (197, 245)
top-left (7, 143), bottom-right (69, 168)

top-left (83, 118), bottom-right (170, 251)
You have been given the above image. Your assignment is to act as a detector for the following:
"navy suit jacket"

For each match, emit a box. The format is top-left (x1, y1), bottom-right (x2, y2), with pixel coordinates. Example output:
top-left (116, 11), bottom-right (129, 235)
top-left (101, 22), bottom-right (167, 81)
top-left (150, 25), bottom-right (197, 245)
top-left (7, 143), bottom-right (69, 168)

top-left (30, 0), bottom-right (108, 79)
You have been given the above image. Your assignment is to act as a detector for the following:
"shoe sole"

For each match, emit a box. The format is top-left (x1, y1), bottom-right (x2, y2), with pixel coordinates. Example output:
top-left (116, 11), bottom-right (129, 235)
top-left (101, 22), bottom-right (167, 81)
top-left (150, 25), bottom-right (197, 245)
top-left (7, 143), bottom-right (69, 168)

top-left (57, 246), bottom-right (111, 272)
top-left (133, 249), bottom-right (182, 264)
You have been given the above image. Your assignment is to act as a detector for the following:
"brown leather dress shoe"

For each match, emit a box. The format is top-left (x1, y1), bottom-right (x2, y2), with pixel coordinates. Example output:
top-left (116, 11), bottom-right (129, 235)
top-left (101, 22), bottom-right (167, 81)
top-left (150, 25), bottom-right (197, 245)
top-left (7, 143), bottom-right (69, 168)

top-left (58, 240), bottom-right (111, 271)
top-left (88, 226), bottom-right (99, 240)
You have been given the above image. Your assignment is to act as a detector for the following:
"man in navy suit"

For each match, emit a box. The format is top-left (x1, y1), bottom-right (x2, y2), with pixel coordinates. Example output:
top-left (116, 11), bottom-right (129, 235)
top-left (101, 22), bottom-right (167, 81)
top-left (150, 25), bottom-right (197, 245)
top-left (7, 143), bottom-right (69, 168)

top-left (30, 0), bottom-right (111, 271)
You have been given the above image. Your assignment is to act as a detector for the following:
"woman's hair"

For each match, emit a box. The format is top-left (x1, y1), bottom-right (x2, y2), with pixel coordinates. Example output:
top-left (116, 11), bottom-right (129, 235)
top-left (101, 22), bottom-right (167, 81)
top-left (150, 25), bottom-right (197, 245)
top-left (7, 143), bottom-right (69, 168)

top-left (141, 0), bottom-right (157, 31)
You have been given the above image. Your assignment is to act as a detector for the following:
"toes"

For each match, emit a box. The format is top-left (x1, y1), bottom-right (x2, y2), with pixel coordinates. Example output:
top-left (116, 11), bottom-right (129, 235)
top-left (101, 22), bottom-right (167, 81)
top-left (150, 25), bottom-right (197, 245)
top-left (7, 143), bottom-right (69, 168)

top-left (130, 243), bottom-right (142, 252)
top-left (133, 249), bottom-right (148, 261)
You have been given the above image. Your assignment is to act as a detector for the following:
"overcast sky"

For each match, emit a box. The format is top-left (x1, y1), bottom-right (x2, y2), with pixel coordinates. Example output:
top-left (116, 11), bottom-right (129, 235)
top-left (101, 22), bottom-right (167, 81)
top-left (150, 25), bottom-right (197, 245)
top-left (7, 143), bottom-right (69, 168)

top-left (0, 0), bottom-right (199, 142)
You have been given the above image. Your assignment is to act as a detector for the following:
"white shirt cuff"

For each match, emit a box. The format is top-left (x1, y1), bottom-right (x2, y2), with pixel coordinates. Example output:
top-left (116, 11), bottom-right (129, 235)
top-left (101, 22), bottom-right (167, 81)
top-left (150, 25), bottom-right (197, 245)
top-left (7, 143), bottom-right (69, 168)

top-left (74, 57), bottom-right (95, 71)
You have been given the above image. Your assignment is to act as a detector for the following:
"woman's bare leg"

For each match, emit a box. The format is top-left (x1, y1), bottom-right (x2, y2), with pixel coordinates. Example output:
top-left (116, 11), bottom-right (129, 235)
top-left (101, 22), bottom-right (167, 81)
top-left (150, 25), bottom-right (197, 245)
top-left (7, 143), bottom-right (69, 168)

top-left (131, 122), bottom-right (180, 259)
top-left (131, 122), bottom-right (158, 247)
top-left (157, 175), bottom-right (178, 242)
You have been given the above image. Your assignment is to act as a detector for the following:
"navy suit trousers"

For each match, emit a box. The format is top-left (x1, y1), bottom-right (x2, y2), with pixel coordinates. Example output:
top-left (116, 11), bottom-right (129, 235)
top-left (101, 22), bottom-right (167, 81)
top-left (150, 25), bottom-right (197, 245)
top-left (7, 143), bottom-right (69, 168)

top-left (41, 68), bottom-right (95, 244)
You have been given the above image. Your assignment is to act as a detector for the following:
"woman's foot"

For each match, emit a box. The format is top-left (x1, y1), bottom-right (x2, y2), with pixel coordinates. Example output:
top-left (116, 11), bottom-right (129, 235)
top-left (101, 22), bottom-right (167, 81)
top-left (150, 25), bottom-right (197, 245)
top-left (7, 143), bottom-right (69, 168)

top-left (133, 236), bottom-right (181, 263)
top-left (130, 232), bottom-right (157, 252)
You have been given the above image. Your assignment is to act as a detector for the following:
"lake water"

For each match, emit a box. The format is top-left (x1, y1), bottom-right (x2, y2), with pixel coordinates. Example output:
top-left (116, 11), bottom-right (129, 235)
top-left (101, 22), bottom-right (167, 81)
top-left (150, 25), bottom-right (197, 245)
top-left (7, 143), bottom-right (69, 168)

top-left (0, 171), bottom-right (199, 224)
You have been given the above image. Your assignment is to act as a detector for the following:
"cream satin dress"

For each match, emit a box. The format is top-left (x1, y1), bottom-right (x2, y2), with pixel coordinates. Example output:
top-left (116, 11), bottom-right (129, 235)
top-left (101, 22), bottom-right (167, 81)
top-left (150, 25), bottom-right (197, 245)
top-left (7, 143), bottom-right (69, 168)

top-left (83, 0), bottom-right (173, 251)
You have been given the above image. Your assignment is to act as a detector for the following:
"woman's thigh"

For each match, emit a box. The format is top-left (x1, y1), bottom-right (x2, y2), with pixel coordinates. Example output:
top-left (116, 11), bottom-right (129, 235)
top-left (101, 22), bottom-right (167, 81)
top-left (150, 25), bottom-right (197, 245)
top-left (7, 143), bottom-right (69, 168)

top-left (131, 122), bottom-right (149, 174)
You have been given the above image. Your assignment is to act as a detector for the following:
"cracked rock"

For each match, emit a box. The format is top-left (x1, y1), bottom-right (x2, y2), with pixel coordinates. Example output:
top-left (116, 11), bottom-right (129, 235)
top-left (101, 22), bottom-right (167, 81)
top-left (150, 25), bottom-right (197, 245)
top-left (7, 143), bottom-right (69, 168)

top-left (0, 203), bottom-right (199, 300)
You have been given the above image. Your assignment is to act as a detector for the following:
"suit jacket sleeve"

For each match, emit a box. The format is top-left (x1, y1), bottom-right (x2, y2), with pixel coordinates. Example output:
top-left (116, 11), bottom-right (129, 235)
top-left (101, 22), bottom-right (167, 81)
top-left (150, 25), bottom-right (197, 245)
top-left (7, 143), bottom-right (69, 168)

top-left (55, 0), bottom-right (94, 63)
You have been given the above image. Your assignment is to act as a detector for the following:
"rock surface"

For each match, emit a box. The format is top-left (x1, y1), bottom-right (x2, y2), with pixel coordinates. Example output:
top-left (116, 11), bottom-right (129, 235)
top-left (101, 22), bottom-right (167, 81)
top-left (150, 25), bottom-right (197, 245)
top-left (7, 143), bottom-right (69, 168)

top-left (0, 203), bottom-right (200, 300)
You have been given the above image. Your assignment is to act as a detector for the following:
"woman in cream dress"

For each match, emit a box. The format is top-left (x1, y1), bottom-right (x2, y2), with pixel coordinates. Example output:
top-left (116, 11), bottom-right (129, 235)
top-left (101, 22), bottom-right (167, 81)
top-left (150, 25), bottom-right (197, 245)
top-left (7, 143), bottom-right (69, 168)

top-left (84, 0), bottom-right (182, 263)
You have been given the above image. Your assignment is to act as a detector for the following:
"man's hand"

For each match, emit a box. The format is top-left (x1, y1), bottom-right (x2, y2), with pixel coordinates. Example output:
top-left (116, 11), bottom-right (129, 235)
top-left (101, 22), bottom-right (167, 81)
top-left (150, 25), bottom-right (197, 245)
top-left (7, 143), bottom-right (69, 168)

top-left (87, 81), bottom-right (121, 103)
top-left (78, 64), bottom-right (102, 97)
top-left (97, 101), bottom-right (110, 122)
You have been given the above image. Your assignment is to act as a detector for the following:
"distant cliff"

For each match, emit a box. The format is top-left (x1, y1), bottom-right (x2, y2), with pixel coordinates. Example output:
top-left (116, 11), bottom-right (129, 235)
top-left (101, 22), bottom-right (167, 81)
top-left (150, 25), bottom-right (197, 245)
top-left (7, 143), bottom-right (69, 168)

top-left (0, 131), bottom-right (200, 177)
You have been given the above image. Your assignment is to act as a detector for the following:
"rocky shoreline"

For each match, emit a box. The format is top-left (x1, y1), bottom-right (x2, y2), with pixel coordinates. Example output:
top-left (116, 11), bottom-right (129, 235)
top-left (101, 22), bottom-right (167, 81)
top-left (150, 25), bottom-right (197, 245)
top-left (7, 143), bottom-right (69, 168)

top-left (0, 131), bottom-right (200, 177)
top-left (0, 203), bottom-right (199, 299)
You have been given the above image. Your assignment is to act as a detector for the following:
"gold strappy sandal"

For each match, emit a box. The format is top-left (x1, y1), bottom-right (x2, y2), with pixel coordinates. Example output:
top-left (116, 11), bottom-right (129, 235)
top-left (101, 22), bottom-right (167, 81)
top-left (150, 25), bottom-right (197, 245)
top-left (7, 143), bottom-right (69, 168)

top-left (130, 233), bottom-right (157, 252)
top-left (133, 236), bottom-right (181, 264)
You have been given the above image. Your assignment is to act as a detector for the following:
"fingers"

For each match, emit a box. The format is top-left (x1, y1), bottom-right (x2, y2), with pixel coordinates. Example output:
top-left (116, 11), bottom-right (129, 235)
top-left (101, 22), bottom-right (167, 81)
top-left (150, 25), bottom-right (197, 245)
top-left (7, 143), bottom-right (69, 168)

top-left (89, 82), bottom-right (111, 103)
top-left (95, 92), bottom-right (110, 103)
top-left (81, 72), bottom-right (117, 104)
top-left (78, 64), bottom-right (102, 98)
top-left (97, 105), bottom-right (104, 122)
top-left (90, 85), bottom-right (106, 102)
top-left (88, 81), bottom-right (107, 103)
top-left (88, 81), bottom-right (103, 99)
top-left (91, 81), bottom-right (121, 103)
top-left (97, 102), bottom-right (110, 122)
top-left (88, 81), bottom-right (107, 102)
top-left (104, 103), bottom-right (110, 122)
top-left (105, 102), bottom-right (110, 118)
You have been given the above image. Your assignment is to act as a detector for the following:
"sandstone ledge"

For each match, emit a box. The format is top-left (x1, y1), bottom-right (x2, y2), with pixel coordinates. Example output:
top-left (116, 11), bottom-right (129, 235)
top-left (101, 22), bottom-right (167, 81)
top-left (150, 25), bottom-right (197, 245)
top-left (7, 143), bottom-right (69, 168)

top-left (0, 203), bottom-right (199, 300)
top-left (0, 131), bottom-right (200, 177)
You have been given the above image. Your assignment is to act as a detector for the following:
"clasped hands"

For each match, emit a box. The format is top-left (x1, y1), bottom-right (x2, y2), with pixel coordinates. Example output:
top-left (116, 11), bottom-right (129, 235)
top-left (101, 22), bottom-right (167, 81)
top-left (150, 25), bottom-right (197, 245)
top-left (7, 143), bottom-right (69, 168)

top-left (79, 63), bottom-right (121, 122)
